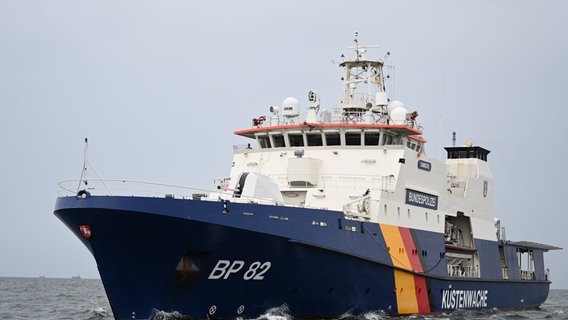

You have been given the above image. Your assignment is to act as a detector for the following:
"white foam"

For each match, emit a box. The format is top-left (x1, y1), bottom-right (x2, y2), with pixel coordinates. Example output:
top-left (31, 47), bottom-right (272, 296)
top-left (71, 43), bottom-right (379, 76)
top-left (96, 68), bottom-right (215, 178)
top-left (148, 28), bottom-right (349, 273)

top-left (255, 304), bottom-right (291, 320)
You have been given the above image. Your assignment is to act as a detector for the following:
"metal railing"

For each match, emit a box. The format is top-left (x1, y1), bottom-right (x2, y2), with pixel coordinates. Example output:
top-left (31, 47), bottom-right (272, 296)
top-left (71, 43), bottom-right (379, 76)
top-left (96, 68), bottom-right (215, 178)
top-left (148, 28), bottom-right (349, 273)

top-left (447, 264), bottom-right (480, 278)
top-left (270, 173), bottom-right (396, 192)
top-left (57, 179), bottom-right (216, 199)
top-left (520, 270), bottom-right (535, 280)
top-left (58, 179), bottom-right (286, 207)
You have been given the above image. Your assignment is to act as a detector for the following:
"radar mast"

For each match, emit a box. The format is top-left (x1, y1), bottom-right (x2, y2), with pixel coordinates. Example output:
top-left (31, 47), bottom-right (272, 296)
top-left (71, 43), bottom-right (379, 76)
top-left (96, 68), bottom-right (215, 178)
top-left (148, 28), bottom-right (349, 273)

top-left (339, 32), bottom-right (390, 123)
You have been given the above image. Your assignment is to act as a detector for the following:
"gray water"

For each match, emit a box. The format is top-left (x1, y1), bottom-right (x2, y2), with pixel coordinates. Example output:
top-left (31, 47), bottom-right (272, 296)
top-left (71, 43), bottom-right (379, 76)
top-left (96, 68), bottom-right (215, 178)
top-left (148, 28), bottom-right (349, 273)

top-left (0, 277), bottom-right (566, 320)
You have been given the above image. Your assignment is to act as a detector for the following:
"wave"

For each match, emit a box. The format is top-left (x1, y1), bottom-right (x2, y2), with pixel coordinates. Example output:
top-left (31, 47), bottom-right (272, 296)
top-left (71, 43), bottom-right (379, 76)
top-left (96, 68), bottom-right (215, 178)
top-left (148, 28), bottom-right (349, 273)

top-left (255, 304), bottom-right (292, 320)
top-left (149, 309), bottom-right (192, 320)
top-left (84, 306), bottom-right (113, 320)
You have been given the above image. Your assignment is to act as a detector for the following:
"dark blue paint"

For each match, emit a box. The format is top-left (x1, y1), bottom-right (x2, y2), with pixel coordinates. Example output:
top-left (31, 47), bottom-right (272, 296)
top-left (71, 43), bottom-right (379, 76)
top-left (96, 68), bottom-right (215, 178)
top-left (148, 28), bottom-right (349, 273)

top-left (54, 196), bottom-right (551, 319)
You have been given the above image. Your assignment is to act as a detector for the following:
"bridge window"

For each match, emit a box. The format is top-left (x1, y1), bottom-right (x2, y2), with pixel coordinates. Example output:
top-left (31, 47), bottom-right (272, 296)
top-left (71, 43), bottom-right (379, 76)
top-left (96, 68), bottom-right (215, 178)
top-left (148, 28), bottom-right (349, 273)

top-left (406, 141), bottom-right (417, 151)
top-left (364, 132), bottom-right (380, 146)
top-left (272, 134), bottom-right (285, 148)
top-left (346, 132), bottom-right (361, 146)
top-left (325, 132), bottom-right (341, 146)
top-left (257, 135), bottom-right (271, 149)
top-left (307, 133), bottom-right (323, 146)
top-left (289, 134), bottom-right (304, 147)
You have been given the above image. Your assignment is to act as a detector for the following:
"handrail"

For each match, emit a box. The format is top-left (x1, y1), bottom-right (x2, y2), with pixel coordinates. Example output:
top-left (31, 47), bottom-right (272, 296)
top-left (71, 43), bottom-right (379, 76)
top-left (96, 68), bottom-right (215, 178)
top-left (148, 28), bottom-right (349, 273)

top-left (269, 173), bottom-right (396, 192)
top-left (57, 179), bottom-right (218, 198)
top-left (57, 178), bottom-right (286, 207)
top-left (447, 264), bottom-right (480, 278)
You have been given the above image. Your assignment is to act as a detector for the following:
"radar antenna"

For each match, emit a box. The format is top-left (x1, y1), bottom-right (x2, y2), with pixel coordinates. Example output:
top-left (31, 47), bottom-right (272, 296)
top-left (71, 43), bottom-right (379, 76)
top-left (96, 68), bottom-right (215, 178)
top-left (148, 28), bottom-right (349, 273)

top-left (341, 33), bottom-right (383, 122)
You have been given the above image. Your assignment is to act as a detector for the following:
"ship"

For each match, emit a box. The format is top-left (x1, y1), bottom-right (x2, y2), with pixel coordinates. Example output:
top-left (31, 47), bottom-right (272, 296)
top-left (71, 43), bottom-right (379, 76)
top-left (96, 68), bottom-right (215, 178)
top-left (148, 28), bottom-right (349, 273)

top-left (55, 35), bottom-right (561, 319)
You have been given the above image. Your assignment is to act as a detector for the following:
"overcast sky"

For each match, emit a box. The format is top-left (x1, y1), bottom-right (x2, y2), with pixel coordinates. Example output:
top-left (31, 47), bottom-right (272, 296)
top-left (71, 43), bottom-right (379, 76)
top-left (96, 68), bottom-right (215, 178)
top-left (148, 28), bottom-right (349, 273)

top-left (1, 1), bottom-right (566, 289)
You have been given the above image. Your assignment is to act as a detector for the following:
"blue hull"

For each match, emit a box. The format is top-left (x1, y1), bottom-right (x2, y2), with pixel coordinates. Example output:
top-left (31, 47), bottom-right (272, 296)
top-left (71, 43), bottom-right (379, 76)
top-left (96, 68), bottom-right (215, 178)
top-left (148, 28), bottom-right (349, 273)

top-left (54, 196), bottom-right (550, 319)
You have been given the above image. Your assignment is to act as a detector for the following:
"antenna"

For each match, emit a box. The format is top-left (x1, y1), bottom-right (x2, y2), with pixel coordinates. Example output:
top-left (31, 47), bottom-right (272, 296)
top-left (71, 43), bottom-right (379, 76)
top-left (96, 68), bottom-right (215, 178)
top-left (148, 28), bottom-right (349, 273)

top-left (354, 31), bottom-right (359, 60)
top-left (77, 138), bottom-right (89, 192)
top-left (76, 138), bottom-right (112, 195)
top-left (452, 132), bottom-right (456, 147)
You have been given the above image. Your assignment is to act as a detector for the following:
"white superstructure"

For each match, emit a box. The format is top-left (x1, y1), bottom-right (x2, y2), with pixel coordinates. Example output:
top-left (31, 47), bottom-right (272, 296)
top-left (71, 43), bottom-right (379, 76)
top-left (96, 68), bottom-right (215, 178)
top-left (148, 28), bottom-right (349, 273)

top-left (211, 35), bottom-right (501, 277)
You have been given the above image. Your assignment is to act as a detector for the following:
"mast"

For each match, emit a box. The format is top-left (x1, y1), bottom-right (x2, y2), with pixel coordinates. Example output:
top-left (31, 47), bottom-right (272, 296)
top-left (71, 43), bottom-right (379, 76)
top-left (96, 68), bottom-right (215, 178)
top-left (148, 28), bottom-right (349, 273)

top-left (339, 32), bottom-right (389, 123)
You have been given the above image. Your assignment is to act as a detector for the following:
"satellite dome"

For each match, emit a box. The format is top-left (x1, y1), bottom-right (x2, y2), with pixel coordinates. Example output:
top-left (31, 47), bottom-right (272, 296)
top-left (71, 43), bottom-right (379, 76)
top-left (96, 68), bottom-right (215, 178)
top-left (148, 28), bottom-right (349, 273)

top-left (390, 105), bottom-right (408, 125)
top-left (282, 97), bottom-right (300, 118)
top-left (387, 100), bottom-right (404, 113)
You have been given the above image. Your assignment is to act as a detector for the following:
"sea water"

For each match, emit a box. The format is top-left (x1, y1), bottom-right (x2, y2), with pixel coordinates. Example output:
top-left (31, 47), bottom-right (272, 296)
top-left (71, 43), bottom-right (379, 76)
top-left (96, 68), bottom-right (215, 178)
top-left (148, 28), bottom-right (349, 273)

top-left (1, 277), bottom-right (566, 320)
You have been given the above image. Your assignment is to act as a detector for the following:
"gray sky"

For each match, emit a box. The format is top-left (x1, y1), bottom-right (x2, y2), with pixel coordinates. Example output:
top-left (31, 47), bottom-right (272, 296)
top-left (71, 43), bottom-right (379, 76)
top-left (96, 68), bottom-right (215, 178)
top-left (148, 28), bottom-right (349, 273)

top-left (1, 1), bottom-right (566, 289)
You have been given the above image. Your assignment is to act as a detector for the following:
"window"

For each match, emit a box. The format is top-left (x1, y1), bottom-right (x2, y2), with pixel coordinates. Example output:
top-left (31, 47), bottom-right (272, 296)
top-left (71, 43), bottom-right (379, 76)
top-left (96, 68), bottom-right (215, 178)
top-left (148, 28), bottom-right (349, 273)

top-left (307, 133), bottom-right (323, 146)
top-left (345, 132), bottom-right (361, 146)
top-left (257, 135), bottom-right (271, 148)
top-left (365, 132), bottom-right (380, 146)
top-left (288, 134), bottom-right (304, 147)
top-left (272, 134), bottom-right (285, 148)
top-left (407, 141), bottom-right (417, 150)
top-left (325, 132), bottom-right (341, 146)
